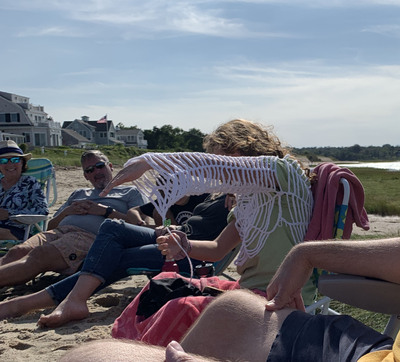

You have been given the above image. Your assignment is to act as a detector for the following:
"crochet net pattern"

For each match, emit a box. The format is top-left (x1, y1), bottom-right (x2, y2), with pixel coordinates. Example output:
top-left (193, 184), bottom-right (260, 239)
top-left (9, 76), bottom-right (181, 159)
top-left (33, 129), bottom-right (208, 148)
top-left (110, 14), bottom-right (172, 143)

top-left (126, 152), bottom-right (312, 265)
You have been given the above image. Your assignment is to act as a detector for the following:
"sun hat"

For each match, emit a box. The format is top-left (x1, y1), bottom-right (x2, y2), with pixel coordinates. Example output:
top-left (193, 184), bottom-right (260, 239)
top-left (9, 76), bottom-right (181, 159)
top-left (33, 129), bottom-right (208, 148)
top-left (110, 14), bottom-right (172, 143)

top-left (0, 140), bottom-right (31, 161)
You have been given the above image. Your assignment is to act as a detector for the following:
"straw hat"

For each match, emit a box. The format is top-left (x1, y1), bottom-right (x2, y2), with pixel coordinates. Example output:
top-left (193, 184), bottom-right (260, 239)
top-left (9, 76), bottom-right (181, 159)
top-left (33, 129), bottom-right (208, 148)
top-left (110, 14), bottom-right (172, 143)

top-left (0, 140), bottom-right (31, 161)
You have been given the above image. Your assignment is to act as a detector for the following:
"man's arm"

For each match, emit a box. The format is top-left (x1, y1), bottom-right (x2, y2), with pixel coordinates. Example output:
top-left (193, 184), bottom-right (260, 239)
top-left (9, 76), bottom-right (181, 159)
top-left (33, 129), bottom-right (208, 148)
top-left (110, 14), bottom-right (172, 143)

top-left (48, 199), bottom-right (134, 230)
top-left (265, 238), bottom-right (400, 311)
top-left (124, 206), bottom-right (154, 226)
top-left (47, 201), bottom-right (89, 230)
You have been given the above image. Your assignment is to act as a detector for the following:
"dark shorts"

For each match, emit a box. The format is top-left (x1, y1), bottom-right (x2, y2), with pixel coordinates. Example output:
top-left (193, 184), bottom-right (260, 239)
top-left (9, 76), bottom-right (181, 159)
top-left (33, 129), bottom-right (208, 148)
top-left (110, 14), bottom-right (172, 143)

top-left (267, 311), bottom-right (394, 362)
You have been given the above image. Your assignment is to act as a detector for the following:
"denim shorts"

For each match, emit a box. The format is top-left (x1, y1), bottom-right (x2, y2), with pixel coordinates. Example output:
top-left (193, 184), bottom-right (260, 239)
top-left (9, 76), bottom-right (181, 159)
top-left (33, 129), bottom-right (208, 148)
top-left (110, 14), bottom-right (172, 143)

top-left (267, 311), bottom-right (394, 362)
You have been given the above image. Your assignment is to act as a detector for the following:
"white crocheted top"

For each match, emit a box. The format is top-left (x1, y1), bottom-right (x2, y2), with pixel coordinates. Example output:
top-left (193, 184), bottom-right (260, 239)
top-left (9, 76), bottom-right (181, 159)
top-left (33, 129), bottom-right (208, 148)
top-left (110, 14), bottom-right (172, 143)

top-left (125, 152), bottom-right (313, 265)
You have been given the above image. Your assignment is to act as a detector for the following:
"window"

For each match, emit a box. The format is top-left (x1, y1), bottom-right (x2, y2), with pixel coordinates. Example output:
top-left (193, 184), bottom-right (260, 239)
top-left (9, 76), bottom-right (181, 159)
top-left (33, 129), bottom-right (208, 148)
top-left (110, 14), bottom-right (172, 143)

top-left (0, 113), bottom-right (20, 123)
top-left (22, 133), bottom-right (31, 143)
top-left (34, 133), bottom-right (46, 146)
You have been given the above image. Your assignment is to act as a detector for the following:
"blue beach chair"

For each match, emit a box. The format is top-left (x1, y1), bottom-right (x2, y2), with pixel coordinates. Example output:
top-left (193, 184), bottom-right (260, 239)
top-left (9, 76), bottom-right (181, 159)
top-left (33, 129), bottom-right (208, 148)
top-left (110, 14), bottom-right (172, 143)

top-left (0, 158), bottom-right (57, 255)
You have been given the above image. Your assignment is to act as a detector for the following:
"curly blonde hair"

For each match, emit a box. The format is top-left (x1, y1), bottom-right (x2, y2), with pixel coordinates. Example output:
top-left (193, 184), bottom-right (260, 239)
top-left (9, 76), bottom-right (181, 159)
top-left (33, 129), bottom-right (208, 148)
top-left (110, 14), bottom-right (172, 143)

top-left (203, 119), bottom-right (289, 158)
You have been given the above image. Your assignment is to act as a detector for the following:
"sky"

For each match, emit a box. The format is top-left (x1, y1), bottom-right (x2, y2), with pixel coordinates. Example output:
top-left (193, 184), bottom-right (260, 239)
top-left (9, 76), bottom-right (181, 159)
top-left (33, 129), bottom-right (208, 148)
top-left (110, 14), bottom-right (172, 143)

top-left (1, 0), bottom-right (400, 148)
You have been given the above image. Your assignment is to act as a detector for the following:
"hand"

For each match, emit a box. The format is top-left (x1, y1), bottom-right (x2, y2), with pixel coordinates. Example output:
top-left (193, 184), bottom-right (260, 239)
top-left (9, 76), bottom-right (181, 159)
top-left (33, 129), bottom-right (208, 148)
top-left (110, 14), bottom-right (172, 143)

top-left (157, 230), bottom-right (190, 260)
top-left (155, 226), bottom-right (169, 238)
top-left (265, 247), bottom-right (313, 312)
top-left (68, 200), bottom-right (106, 216)
top-left (66, 201), bottom-right (92, 215)
top-left (100, 158), bottom-right (151, 196)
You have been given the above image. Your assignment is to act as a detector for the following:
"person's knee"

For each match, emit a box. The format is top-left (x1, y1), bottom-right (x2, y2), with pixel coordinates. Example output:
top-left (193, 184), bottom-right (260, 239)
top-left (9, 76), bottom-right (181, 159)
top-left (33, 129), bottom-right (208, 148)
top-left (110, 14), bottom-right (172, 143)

top-left (205, 289), bottom-right (265, 319)
top-left (99, 218), bottom-right (121, 233)
top-left (2, 244), bottom-right (32, 263)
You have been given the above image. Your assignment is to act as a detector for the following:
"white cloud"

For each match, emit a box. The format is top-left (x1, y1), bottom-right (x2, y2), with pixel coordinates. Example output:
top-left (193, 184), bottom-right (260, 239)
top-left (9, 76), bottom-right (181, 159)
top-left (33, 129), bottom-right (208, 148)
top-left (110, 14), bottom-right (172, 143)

top-left (17, 26), bottom-right (89, 38)
top-left (363, 24), bottom-right (400, 38)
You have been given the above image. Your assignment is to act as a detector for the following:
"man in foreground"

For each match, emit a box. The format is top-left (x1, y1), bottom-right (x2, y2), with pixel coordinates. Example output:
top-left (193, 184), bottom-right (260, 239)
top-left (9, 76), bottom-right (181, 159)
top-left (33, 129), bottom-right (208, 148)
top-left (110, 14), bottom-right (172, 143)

top-left (0, 150), bottom-right (146, 286)
top-left (61, 237), bottom-right (399, 361)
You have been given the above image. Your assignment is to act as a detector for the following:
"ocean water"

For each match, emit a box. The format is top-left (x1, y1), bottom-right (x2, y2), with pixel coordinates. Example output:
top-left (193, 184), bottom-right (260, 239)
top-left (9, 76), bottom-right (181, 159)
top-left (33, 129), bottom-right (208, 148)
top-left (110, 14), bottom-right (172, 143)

top-left (338, 161), bottom-right (400, 171)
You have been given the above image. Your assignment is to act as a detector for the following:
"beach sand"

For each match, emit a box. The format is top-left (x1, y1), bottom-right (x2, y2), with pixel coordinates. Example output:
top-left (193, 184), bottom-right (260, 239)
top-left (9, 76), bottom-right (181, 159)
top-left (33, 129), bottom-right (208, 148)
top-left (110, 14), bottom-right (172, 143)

top-left (0, 166), bottom-right (399, 361)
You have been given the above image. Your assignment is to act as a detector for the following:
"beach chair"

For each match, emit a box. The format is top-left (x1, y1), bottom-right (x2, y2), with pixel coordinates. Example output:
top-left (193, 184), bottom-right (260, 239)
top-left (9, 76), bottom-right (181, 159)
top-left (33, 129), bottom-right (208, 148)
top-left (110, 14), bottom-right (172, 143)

top-left (318, 274), bottom-right (400, 339)
top-left (305, 178), bottom-right (351, 315)
top-left (0, 158), bottom-right (57, 254)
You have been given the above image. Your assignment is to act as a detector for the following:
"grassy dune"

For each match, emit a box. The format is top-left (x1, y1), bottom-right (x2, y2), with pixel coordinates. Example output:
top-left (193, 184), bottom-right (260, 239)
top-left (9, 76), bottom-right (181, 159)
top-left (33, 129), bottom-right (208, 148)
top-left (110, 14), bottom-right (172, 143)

top-left (351, 167), bottom-right (400, 216)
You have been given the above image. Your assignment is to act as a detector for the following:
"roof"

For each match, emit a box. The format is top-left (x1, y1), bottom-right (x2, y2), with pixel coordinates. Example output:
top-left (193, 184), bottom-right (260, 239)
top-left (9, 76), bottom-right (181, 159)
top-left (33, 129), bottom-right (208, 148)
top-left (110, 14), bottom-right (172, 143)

top-left (61, 128), bottom-right (90, 142)
top-left (116, 129), bottom-right (142, 135)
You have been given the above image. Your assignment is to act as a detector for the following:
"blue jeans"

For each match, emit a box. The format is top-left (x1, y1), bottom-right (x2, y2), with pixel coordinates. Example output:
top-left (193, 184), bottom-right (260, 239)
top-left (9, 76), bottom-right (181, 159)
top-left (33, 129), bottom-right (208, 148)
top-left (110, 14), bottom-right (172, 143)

top-left (46, 219), bottom-right (203, 303)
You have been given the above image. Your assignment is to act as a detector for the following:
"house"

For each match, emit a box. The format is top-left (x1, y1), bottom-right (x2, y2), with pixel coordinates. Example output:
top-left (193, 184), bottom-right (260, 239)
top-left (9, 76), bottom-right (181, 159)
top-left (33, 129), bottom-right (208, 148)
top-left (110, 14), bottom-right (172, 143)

top-left (62, 116), bottom-right (124, 146)
top-left (116, 128), bottom-right (148, 149)
top-left (61, 128), bottom-right (92, 148)
top-left (0, 91), bottom-right (62, 147)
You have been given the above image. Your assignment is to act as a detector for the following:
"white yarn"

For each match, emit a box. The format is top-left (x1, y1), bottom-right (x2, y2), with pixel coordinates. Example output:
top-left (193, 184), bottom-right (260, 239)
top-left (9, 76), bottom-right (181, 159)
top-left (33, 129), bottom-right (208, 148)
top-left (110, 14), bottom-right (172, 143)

top-left (125, 152), bottom-right (313, 266)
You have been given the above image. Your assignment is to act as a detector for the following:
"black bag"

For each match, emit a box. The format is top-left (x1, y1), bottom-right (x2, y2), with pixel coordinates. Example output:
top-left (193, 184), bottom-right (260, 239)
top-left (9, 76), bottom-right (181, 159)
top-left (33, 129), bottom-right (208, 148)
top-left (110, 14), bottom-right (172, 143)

top-left (137, 278), bottom-right (206, 319)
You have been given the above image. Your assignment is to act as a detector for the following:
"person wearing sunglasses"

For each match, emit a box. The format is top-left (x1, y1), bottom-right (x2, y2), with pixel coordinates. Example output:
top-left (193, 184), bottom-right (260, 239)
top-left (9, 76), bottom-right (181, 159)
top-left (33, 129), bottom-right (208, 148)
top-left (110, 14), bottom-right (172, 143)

top-left (0, 140), bottom-right (48, 240)
top-left (0, 150), bottom-right (147, 290)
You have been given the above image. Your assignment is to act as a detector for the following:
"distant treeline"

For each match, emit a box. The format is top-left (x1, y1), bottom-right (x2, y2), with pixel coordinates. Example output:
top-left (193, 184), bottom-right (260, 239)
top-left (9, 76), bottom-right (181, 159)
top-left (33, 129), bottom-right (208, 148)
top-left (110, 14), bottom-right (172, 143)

top-left (143, 125), bottom-right (206, 152)
top-left (293, 144), bottom-right (400, 162)
top-left (118, 123), bottom-right (400, 161)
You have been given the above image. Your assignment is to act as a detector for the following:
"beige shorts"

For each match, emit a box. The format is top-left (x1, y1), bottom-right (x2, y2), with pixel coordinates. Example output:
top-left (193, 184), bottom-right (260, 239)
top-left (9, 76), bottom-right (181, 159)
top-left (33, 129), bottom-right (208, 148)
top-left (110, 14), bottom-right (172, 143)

top-left (23, 225), bottom-right (96, 275)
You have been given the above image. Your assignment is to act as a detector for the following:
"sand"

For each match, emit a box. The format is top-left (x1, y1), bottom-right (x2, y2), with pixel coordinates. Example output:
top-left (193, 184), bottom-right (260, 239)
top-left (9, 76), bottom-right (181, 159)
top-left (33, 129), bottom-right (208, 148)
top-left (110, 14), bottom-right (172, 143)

top-left (0, 166), bottom-right (399, 361)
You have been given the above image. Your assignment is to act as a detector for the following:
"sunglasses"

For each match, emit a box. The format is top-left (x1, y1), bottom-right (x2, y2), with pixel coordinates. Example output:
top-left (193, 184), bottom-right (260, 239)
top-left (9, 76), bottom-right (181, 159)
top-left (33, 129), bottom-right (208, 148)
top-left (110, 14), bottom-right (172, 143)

top-left (0, 157), bottom-right (22, 165)
top-left (84, 161), bottom-right (107, 174)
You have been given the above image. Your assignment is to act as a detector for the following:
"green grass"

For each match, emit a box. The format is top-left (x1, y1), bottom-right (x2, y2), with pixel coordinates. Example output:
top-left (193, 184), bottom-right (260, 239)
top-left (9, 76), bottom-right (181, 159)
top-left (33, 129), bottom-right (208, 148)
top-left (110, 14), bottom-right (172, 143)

top-left (329, 301), bottom-right (391, 333)
top-left (30, 145), bottom-right (146, 168)
top-left (350, 167), bottom-right (400, 216)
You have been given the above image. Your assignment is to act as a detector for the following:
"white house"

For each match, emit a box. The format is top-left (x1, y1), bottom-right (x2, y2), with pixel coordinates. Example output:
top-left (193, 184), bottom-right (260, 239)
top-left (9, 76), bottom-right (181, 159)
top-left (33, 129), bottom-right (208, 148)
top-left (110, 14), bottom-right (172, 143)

top-left (0, 91), bottom-right (62, 147)
top-left (116, 128), bottom-right (148, 149)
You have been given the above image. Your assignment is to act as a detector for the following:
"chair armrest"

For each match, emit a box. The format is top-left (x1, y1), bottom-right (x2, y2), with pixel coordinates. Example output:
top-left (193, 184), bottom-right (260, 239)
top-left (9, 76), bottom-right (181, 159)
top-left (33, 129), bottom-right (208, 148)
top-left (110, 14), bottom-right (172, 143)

top-left (318, 274), bottom-right (400, 315)
top-left (9, 214), bottom-right (50, 225)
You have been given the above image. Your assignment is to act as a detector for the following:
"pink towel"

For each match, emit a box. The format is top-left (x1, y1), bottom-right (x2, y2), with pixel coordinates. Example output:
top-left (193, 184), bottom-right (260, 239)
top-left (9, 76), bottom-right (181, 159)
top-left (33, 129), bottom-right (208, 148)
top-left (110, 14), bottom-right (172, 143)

top-left (112, 272), bottom-right (240, 346)
top-left (304, 162), bottom-right (369, 240)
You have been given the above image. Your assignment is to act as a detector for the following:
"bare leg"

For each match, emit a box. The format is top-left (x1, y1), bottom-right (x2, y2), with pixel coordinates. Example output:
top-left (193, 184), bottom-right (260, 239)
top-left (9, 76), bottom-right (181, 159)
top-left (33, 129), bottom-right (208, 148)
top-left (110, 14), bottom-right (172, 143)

top-left (59, 290), bottom-right (293, 362)
top-left (0, 244), bottom-right (68, 287)
top-left (181, 289), bottom-right (294, 362)
top-left (60, 339), bottom-right (214, 362)
top-left (0, 243), bottom-right (33, 266)
top-left (0, 227), bottom-right (18, 241)
top-left (0, 289), bottom-right (55, 320)
top-left (38, 274), bottom-right (102, 328)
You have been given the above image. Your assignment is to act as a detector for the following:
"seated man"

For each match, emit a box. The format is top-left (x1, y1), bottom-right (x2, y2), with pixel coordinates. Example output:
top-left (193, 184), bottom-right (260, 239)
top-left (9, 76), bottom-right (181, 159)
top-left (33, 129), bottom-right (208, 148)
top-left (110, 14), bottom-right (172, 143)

top-left (0, 150), bottom-right (147, 286)
top-left (60, 237), bottom-right (400, 362)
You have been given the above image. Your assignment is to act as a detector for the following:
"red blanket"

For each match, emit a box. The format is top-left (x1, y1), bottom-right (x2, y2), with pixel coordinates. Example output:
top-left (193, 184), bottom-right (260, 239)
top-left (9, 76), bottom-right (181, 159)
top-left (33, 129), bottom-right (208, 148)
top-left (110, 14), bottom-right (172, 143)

top-left (304, 162), bottom-right (369, 240)
top-left (112, 272), bottom-right (240, 346)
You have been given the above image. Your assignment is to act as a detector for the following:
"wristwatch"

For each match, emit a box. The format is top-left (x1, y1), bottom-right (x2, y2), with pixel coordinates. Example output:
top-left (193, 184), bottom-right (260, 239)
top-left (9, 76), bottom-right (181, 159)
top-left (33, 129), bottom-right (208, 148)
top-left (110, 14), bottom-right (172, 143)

top-left (103, 206), bottom-right (114, 218)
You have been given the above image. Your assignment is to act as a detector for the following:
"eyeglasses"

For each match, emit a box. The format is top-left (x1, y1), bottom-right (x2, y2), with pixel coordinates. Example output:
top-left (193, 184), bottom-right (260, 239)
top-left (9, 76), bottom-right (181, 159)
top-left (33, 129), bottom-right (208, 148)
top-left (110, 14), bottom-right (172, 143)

top-left (84, 161), bottom-right (107, 174)
top-left (0, 157), bottom-right (22, 165)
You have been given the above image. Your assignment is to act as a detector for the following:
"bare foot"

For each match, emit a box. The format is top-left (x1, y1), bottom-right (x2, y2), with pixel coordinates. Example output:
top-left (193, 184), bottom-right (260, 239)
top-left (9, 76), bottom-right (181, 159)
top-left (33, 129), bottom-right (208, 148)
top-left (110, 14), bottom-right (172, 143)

top-left (166, 341), bottom-right (197, 362)
top-left (165, 341), bottom-right (214, 362)
top-left (37, 298), bottom-right (89, 328)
